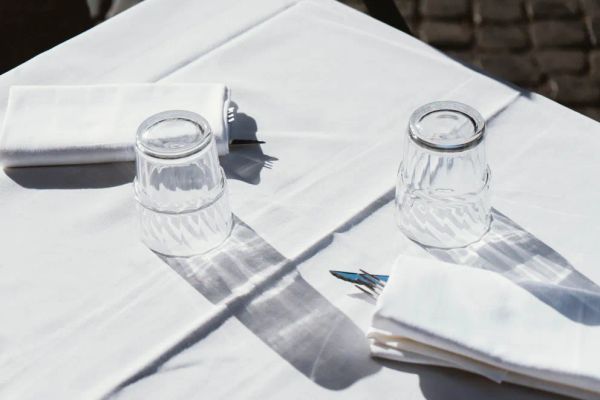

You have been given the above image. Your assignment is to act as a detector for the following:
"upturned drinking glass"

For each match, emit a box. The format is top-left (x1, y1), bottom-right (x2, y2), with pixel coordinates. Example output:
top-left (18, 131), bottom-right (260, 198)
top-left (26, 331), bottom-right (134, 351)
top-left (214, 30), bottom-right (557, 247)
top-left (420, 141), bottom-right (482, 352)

top-left (395, 101), bottom-right (491, 248)
top-left (134, 110), bottom-right (232, 256)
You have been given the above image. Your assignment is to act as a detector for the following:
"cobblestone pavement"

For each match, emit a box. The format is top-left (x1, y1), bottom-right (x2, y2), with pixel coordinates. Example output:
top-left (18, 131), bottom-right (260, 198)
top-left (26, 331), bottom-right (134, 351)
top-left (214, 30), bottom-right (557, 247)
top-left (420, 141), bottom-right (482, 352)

top-left (342, 0), bottom-right (600, 121)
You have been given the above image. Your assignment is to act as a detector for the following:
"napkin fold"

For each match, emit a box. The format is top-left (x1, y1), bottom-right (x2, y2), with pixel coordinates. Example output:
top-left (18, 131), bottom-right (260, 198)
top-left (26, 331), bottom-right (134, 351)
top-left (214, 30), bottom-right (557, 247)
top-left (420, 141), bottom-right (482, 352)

top-left (368, 255), bottom-right (600, 400)
top-left (0, 83), bottom-right (230, 167)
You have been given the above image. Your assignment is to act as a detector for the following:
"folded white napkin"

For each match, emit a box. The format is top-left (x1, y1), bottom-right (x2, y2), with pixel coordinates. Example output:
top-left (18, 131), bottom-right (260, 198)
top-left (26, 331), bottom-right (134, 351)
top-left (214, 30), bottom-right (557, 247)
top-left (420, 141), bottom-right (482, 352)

top-left (368, 255), bottom-right (600, 400)
top-left (0, 83), bottom-right (230, 167)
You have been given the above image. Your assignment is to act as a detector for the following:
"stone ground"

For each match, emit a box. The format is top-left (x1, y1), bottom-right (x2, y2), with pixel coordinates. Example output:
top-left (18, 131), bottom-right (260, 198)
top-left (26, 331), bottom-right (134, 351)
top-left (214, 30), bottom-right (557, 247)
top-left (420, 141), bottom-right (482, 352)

top-left (2, 0), bottom-right (600, 121)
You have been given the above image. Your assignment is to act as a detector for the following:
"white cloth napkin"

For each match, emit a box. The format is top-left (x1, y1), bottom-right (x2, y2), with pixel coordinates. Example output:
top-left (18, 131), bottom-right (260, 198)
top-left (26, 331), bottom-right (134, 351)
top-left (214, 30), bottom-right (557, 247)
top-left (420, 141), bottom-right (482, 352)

top-left (0, 83), bottom-right (230, 167)
top-left (368, 255), bottom-right (600, 400)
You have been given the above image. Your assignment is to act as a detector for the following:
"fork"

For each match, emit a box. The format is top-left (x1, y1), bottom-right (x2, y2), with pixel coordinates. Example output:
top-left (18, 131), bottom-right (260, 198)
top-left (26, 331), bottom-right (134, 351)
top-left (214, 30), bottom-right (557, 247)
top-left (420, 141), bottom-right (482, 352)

top-left (329, 269), bottom-right (388, 298)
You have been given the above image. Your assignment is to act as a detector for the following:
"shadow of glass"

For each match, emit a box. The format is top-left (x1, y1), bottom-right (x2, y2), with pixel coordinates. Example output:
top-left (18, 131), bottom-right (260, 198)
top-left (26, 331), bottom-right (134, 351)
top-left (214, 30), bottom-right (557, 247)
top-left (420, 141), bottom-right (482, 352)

top-left (4, 162), bottom-right (135, 189)
top-left (220, 101), bottom-right (278, 185)
top-left (116, 217), bottom-right (380, 392)
top-left (423, 208), bottom-right (600, 326)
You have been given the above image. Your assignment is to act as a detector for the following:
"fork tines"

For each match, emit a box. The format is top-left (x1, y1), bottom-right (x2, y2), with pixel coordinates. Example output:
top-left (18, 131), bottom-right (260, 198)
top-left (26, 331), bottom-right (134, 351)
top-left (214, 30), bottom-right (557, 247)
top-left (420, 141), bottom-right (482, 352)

top-left (359, 269), bottom-right (385, 289)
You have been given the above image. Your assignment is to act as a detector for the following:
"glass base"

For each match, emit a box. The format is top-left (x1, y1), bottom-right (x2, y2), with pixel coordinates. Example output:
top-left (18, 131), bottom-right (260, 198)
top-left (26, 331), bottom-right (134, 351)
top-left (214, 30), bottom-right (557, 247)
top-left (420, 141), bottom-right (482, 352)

top-left (137, 187), bottom-right (233, 257)
top-left (397, 216), bottom-right (491, 249)
top-left (395, 188), bottom-right (491, 249)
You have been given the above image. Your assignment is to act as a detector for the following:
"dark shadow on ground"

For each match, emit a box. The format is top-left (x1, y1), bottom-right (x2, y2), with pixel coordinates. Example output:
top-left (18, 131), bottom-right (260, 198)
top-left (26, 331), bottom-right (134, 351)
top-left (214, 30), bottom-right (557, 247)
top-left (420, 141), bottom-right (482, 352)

top-left (0, 0), bottom-right (93, 74)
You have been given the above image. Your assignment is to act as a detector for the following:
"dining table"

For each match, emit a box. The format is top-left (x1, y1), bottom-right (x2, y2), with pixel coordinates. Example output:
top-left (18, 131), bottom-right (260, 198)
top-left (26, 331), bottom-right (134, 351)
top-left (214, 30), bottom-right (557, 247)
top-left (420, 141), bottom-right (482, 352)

top-left (1, 0), bottom-right (599, 398)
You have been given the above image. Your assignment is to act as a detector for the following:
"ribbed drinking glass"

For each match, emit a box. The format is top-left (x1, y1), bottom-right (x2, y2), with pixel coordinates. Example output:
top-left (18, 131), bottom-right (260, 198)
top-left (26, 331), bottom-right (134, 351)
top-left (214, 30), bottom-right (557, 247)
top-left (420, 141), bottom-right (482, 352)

top-left (134, 110), bottom-right (232, 256)
top-left (395, 101), bottom-right (491, 248)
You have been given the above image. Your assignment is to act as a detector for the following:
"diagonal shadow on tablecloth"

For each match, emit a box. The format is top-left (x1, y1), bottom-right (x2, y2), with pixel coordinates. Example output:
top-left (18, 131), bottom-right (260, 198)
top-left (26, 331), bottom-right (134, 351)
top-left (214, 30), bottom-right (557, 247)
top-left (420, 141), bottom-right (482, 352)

top-left (122, 217), bottom-right (381, 392)
top-left (107, 193), bottom-right (598, 398)
top-left (423, 208), bottom-right (600, 326)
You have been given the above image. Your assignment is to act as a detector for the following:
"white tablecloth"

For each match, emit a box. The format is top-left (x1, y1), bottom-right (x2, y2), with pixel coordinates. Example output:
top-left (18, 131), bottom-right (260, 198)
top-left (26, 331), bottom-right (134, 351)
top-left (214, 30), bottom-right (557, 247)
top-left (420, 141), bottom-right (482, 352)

top-left (1, 0), bottom-right (599, 399)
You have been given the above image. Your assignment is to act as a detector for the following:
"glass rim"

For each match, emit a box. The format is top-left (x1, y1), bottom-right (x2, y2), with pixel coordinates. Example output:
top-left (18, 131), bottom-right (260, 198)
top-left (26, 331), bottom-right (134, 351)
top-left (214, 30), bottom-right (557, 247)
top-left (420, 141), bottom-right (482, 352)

top-left (136, 110), bottom-right (213, 159)
top-left (408, 101), bottom-right (485, 151)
